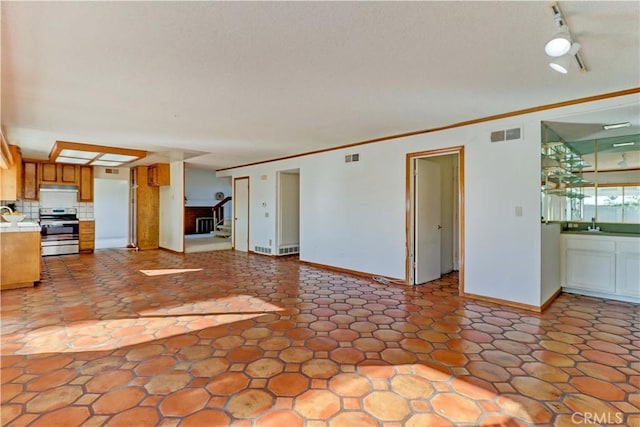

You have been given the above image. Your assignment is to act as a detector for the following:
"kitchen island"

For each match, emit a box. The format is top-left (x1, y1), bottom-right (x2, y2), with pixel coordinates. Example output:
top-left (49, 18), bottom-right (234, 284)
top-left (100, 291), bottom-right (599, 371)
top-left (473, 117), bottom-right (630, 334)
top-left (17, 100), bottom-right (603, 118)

top-left (0, 222), bottom-right (41, 290)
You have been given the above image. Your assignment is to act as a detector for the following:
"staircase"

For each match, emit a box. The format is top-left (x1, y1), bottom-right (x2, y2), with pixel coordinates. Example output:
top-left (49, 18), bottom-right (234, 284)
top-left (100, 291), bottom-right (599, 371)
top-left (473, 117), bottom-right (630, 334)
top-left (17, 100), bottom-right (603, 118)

top-left (212, 219), bottom-right (232, 238)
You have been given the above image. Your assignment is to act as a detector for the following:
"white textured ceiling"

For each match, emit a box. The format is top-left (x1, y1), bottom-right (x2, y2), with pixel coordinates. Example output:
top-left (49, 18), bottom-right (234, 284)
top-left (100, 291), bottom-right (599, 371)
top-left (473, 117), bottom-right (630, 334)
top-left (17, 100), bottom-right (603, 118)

top-left (2, 1), bottom-right (639, 170)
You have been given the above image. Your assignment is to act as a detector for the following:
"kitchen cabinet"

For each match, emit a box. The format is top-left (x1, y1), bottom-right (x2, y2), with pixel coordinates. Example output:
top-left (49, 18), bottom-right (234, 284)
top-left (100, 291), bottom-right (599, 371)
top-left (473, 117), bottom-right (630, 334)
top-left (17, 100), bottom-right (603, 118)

top-left (79, 220), bottom-right (95, 253)
top-left (561, 233), bottom-right (640, 303)
top-left (1, 230), bottom-right (41, 290)
top-left (147, 163), bottom-right (170, 186)
top-left (616, 240), bottom-right (640, 297)
top-left (0, 145), bottom-right (23, 201)
top-left (39, 163), bottom-right (79, 185)
top-left (132, 166), bottom-right (159, 250)
top-left (78, 166), bottom-right (93, 202)
top-left (22, 160), bottom-right (38, 200)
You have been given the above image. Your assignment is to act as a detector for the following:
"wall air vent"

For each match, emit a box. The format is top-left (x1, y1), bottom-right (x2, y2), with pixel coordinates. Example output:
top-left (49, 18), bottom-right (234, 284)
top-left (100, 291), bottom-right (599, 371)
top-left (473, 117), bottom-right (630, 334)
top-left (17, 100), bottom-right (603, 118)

top-left (345, 153), bottom-right (360, 163)
top-left (254, 246), bottom-right (272, 255)
top-left (491, 127), bottom-right (522, 143)
top-left (278, 245), bottom-right (299, 255)
top-left (105, 168), bottom-right (120, 174)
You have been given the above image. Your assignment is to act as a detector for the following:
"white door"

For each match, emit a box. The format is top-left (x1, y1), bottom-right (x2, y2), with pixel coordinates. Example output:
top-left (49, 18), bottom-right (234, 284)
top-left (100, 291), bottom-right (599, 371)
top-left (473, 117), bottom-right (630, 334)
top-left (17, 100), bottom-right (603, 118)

top-left (234, 177), bottom-right (249, 252)
top-left (414, 158), bottom-right (441, 284)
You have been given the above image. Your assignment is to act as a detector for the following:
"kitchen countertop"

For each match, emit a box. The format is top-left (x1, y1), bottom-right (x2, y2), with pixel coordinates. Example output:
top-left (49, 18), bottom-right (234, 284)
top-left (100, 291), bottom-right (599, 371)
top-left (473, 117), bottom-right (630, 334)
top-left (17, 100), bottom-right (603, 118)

top-left (0, 221), bottom-right (41, 233)
top-left (561, 230), bottom-right (640, 238)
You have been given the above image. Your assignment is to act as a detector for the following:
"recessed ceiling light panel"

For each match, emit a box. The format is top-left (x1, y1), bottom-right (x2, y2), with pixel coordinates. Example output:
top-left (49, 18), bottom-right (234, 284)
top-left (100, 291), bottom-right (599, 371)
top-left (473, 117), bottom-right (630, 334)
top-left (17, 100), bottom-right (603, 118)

top-left (49, 141), bottom-right (146, 166)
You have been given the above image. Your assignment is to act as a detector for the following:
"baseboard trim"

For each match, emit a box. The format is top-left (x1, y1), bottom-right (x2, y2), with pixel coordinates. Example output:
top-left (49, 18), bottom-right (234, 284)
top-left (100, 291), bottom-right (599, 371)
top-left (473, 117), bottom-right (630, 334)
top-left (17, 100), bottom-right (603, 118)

top-left (159, 247), bottom-right (184, 255)
top-left (540, 288), bottom-right (563, 311)
top-left (460, 291), bottom-right (543, 313)
top-left (300, 260), bottom-right (405, 283)
top-left (248, 250), bottom-right (273, 257)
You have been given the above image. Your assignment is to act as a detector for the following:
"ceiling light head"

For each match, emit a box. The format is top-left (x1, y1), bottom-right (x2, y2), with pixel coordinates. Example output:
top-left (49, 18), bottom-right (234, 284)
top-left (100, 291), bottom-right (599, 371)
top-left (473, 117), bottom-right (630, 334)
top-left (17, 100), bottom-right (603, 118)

top-left (545, 30), bottom-right (572, 57)
top-left (603, 122), bottom-right (632, 130)
top-left (549, 55), bottom-right (572, 74)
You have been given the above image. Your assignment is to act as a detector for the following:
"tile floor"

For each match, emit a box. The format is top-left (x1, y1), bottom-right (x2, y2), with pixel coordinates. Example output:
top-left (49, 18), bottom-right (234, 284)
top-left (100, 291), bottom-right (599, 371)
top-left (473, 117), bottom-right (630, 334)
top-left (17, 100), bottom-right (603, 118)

top-left (1, 249), bottom-right (639, 427)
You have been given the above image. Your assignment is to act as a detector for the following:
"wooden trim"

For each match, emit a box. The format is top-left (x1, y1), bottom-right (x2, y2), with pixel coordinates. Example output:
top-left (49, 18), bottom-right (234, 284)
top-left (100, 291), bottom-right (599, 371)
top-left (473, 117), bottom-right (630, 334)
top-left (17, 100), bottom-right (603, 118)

top-left (593, 182), bottom-right (640, 188)
top-left (458, 147), bottom-right (465, 296)
top-left (217, 88), bottom-right (640, 172)
top-left (461, 291), bottom-right (544, 313)
top-left (159, 247), bottom-right (184, 255)
top-left (300, 260), bottom-right (403, 282)
top-left (540, 288), bottom-right (563, 312)
top-left (49, 140), bottom-right (147, 164)
top-left (405, 146), bottom-right (465, 295)
top-left (249, 250), bottom-right (274, 257)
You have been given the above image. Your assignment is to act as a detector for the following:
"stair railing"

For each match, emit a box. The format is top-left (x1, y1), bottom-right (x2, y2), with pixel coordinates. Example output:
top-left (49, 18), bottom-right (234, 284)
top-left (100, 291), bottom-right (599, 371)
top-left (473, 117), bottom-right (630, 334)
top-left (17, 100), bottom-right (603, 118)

top-left (212, 196), bottom-right (232, 232)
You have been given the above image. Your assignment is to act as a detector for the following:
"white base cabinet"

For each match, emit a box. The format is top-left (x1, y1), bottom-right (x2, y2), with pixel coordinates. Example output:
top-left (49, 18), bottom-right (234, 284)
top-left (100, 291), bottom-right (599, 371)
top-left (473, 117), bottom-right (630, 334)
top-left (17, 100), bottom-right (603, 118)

top-left (561, 234), bottom-right (639, 303)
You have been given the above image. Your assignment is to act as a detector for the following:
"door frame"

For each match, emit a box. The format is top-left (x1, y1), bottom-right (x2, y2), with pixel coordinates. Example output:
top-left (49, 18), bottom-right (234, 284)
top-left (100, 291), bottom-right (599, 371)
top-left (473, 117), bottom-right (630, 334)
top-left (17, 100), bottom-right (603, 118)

top-left (405, 146), bottom-right (465, 294)
top-left (233, 176), bottom-right (250, 252)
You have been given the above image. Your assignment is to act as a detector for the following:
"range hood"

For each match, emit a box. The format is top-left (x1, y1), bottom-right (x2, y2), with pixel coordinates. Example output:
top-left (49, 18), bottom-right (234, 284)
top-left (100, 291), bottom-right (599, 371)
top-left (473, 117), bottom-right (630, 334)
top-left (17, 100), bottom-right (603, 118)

top-left (39, 184), bottom-right (78, 192)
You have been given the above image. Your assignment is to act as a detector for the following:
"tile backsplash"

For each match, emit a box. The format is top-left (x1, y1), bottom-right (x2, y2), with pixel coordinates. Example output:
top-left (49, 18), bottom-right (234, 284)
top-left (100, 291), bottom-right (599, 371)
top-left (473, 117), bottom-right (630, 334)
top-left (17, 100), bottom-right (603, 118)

top-left (1, 199), bottom-right (94, 220)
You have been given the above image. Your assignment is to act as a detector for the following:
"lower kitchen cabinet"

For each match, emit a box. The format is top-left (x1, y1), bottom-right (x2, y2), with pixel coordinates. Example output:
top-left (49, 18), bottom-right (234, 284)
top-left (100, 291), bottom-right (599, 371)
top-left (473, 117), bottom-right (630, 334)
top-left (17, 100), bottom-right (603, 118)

top-left (561, 233), bottom-right (640, 303)
top-left (1, 231), bottom-right (41, 290)
top-left (616, 240), bottom-right (640, 297)
top-left (79, 220), bottom-right (95, 253)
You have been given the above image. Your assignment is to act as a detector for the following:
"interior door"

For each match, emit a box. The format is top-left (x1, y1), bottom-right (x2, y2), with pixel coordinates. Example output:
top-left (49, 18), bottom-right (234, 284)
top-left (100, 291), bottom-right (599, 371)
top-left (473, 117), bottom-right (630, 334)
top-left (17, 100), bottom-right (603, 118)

top-left (234, 177), bottom-right (249, 252)
top-left (414, 158), bottom-right (442, 284)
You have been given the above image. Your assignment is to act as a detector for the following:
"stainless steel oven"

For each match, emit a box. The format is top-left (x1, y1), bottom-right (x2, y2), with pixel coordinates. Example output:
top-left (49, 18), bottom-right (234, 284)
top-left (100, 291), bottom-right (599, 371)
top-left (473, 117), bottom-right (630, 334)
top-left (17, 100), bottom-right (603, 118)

top-left (39, 208), bottom-right (79, 256)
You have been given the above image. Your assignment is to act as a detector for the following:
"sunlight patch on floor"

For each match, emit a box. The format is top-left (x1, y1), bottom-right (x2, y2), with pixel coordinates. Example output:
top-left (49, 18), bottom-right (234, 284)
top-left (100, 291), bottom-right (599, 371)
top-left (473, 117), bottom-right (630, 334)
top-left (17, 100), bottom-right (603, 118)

top-left (139, 268), bottom-right (203, 276)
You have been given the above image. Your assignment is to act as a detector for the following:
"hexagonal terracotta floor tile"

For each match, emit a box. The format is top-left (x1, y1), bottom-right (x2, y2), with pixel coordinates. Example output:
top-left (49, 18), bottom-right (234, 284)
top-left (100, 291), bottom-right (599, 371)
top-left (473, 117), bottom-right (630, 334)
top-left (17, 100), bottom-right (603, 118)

top-left (301, 359), bottom-right (339, 379)
top-left (390, 374), bottom-right (434, 399)
top-left (430, 393), bottom-right (481, 424)
top-left (206, 372), bottom-right (250, 395)
top-left (268, 373), bottom-right (310, 396)
top-left (329, 412), bottom-right (379, 427)
top-left (256, 410), bottom-right (304, 427)
top-left (246, 358), bottom-right (284, 378)
top-left (329, 373), bottom-right (372, 397)
top-left (294, 390), bottom-right (340, 419)
top-left (159, 388), bottom-right (210, 417)
top-left (363, 391), bottom-right (411, 421)
top-left (227, 389), bottom-right (274, 418)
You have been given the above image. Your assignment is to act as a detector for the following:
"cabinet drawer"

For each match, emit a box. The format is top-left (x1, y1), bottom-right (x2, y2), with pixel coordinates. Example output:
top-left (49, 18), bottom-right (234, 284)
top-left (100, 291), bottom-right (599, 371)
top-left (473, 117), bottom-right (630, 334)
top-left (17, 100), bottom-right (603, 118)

top-left (79, 221), bottom-right (95, 231)
top-left (565, 237), bottom-right (615, 252)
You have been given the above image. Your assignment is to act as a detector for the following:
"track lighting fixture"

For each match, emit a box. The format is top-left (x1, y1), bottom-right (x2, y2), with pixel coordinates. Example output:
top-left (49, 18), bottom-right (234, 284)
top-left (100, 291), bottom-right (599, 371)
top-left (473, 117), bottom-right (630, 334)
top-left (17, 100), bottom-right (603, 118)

top-left (545, 2), bottom-right (587, 74)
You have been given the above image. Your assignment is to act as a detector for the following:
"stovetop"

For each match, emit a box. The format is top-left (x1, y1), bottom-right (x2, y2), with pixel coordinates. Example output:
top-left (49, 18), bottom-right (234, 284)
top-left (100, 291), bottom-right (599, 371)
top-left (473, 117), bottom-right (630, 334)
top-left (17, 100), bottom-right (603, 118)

top-left (39, 207), bottom-right (79, 223)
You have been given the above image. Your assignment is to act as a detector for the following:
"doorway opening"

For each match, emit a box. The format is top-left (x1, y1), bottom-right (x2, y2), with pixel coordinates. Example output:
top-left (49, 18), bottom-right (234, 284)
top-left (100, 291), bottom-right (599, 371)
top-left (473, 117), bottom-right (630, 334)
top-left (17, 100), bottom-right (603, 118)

top-left (276, 169), bottom-right (300, 256)
top-left (406, 146), bottom-right (464, 294)
top-left (94, 177), bottom-right (129, 249)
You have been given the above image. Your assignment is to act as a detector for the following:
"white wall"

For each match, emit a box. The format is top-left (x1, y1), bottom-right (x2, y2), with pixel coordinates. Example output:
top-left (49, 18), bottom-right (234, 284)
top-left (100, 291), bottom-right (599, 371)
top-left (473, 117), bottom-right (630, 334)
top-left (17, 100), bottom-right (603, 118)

top-left (159, 161), bottom-right (184, 252)
top-left (217, 94), bottom-right (638, 307)
top-left (541, 222), bottom-right (561, 305)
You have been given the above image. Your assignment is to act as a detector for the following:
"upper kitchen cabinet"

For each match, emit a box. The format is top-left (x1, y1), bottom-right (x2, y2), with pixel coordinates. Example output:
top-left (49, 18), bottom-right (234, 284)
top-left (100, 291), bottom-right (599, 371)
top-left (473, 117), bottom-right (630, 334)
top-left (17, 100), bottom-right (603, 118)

top-left (39, 163), bottom-right (79, 185)
top-left (22, 161), bottom-right (39, 200)
top-left (147, 163), bottom-right (170, 186)
top-left (78, 166), bottom-right (94, 202)
top-left (0, 144), bottom-right (23, 201)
